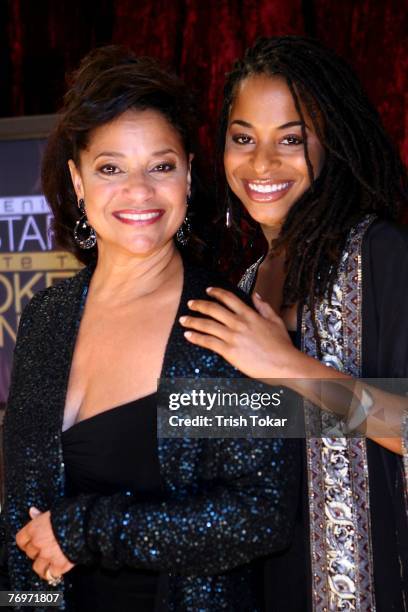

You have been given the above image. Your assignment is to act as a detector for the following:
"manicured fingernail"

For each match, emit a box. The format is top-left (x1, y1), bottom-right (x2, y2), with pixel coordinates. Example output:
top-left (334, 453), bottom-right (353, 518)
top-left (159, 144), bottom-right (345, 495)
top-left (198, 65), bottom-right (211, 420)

top-left (254, 292), bottom-right (263, 300)
top-left (187, 300), bottom-right (194, 307)
top-left (184, 331), bottom-right (192, 338)
top-left (179, 316), bottom-right (187, 323)
top-left (206, 287), bottom-right (213, 293)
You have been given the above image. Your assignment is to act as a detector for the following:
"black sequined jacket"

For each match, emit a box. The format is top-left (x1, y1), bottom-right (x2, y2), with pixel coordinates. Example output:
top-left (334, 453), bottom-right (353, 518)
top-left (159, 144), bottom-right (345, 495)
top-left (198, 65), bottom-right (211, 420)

top-left (1, 259), bottom-right (299, 611)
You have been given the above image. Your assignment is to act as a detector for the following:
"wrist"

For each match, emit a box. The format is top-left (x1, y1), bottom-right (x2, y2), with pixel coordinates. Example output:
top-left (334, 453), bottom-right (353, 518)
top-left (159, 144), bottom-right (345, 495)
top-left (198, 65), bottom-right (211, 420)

top-left (279, 346), bottom-right (311, 379)
top-left (50, 496), bottom-right (96, 566)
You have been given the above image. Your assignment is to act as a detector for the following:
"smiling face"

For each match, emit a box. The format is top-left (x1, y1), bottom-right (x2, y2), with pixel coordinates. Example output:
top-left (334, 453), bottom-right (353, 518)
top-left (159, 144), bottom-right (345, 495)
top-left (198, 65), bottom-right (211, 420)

top-left (224, 74), bottom-right (325, 239)
top-left (68, 109), bottom-right (191, 259)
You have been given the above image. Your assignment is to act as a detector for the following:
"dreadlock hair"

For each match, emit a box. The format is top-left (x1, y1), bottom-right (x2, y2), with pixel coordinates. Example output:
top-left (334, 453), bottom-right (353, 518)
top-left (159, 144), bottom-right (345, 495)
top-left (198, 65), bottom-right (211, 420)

top-left (218, 36), bottom-right (407, 349)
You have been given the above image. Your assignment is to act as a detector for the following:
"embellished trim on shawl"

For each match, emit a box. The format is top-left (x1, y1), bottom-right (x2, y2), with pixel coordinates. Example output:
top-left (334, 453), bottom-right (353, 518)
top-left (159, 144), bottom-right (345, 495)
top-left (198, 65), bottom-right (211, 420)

top-left (301, 215), bottom-right (376, 611)
top-left (403, 411), bottom-right (408, 506)
top-left (238, 256), bottom-right (263, 294)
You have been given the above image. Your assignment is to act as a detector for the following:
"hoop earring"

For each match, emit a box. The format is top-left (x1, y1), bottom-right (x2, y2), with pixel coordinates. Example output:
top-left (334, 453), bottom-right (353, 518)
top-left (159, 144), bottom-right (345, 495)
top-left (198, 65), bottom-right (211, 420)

top-left (73, 198), bottom-right (97, 249)
top-left (176, 195), bottom-right (192, 246)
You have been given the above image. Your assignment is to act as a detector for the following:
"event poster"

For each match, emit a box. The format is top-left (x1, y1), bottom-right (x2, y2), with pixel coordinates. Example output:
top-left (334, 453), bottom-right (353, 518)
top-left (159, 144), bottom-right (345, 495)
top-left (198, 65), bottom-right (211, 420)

top-left (0, 137), bottom-right (81, 405)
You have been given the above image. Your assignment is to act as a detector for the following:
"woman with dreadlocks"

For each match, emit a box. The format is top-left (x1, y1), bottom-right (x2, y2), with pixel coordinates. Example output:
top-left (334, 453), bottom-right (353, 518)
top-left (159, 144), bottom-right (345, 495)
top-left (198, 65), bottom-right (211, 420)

top-left (180, 36), bottom-right (408, 610)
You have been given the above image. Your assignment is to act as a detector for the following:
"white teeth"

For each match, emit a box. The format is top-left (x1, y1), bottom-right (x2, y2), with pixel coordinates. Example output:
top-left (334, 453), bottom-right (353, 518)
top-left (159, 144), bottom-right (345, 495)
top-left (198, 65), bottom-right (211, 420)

top-left (117, 211), bottom-right (161, 221)
top-left (247, 181), bottom-right (290, 193)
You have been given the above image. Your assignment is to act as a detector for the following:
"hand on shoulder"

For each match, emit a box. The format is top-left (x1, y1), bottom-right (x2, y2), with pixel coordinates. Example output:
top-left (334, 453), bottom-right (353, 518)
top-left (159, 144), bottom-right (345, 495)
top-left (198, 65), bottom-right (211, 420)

top-left (180, 286), bottom-right (301, 379)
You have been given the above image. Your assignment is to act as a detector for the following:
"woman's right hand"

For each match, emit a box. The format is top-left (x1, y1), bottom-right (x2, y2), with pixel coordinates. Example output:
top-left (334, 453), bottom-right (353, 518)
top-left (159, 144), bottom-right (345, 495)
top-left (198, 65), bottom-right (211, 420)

top-left (16, 508), bottom-right (74, 582)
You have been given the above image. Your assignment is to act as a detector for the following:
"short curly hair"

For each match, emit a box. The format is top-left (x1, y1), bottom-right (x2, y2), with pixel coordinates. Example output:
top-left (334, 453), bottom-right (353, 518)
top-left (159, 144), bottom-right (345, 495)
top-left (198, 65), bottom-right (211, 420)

top-left (42, 46), bottom-right (199, 265)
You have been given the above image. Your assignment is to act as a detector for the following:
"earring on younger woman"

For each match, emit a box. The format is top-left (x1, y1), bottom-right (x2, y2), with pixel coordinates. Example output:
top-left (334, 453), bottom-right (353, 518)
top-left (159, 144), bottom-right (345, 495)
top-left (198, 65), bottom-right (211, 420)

top-left (225, 204), bottom-right (232, 228)
top-left (73, 198), bottom-right (97, 249)
top-left (225, 191), bottom-right (233, 228)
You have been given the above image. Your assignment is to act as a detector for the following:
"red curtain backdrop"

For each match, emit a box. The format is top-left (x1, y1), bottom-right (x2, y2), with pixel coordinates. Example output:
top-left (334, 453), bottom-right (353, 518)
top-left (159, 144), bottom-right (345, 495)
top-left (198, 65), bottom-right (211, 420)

top-left (1, 0), bottom-right (406, 164)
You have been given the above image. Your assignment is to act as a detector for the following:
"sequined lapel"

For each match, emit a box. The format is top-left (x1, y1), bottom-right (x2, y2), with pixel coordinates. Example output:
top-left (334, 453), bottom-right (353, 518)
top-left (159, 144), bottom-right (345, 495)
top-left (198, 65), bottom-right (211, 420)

top-left (158, 260), bottom-right (245, 496)
top-left (158, 260), bottom-right (207, 496)
top-left (49, 267), bottom-right (93, 500)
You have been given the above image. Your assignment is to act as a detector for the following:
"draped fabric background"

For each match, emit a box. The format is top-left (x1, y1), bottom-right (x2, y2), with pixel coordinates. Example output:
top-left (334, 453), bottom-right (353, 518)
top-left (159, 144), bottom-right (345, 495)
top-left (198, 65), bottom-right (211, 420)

top-left (1, 0), bottom-right (407, 165)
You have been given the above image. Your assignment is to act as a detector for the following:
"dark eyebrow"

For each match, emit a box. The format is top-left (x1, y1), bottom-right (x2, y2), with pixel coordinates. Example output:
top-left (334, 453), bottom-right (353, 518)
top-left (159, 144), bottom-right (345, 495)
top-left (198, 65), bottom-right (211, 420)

top-left (93, 151), bottom-right (126, 161)
top-left (230, 119), bottom-right (253, 129)
top-left (93, 148), bottom-right (178, 162)
top-left (278, 121), bottom-right (310, 130)
top-left (230, 119), bottom-right (310, 130)
top-left (151, 148), bottom-right (179, 156)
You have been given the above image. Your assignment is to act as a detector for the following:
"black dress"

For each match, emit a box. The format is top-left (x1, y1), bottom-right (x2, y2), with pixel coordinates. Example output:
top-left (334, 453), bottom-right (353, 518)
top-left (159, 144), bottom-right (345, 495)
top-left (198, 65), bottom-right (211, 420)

top-left (62, 392), bottom-right (161, 612)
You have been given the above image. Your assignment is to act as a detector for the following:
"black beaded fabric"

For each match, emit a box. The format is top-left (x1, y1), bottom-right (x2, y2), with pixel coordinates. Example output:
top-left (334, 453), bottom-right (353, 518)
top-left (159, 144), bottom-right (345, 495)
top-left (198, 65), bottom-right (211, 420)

top-left (1, 257), bottom-right (299, 611)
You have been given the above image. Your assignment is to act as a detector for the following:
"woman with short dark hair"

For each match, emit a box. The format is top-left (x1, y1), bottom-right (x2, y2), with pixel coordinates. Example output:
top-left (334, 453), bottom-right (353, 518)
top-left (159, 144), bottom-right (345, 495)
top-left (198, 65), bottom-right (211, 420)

top-left (42, 46), bottom-right (202, 266)
top-left (0, 46), bottom-right (298, 611)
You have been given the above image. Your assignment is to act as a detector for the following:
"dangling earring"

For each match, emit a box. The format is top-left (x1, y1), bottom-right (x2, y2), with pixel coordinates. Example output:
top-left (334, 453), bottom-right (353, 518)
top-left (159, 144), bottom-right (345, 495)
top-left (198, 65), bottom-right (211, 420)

top-left (225, 190), bottom-right (233, 228)
top-left (73, 198), bottom-right (97, 249)
top-left (225, 204), bottom-right (232, 228)
top-left (176, 195), bottom-right (192, 246)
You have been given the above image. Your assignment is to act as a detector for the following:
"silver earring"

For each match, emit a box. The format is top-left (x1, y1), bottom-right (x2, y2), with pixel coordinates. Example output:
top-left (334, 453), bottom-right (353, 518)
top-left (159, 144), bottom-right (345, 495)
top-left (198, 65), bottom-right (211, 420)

top-left (176, 195), bottom-right (192, 246)
top-left (73, 198), bottom-right (97, 249)
top-left (225, 204), bottom-right (232, 228)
